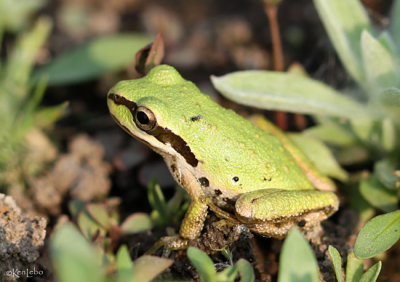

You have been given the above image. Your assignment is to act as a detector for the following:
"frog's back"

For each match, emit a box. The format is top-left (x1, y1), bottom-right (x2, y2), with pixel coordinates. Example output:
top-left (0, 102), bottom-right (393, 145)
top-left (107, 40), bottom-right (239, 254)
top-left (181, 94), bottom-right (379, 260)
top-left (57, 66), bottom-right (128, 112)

top-left (130, 65), bottom-right (314, 197)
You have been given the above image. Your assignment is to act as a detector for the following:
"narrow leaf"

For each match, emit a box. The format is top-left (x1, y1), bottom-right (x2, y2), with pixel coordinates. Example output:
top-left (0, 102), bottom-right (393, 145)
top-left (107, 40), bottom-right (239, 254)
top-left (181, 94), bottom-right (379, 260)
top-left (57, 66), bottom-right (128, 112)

top-left (328, 246), bottom-right (343, 282)
top-left (359, 261), bottom-right (381, 282)
top-left (50, 223), bottom-right (104, 282)
top-left (359, 175), bottom-right (398, 212)
top-left (86, 203), bottom-right (111, 229)
top-left (211, 71), bottom-right (368, 118)
top-left (278, 228), bottom-right (319, 282)
top-left (374, 159), bottom-right (399, 190)
top-left (345, 252), bottom-right (363, 282)
top-left (378, 87), bottom-right (400, 107)
top-left (289, 133), bottom-right (348, 181)
top-left (305, 123), bottom-right (357, 147)
top-left (377, 88), bottom-right (400, 123)
top-left (33, 34), bottom-right (151, 85)
top-left (391, 0), bottom-right (400, 47)
top-left (133, 255), bottom-right (173, 282)
top-left (187, 247), bottom-right (217, 282)
top-left (121, 213), bottom-right (152, 234)
top-left (361, 30), bottom-right (399, 91)
top-left (354, 210), bottom-right (400, 258)
top-left (313, 0), bottom-right (372, 84)
top-left (236, 259), bottom-right (255, 282)
top-left (378, 31), bottom-right (399, 56)
top-left (116, 245), bottom-right (135, 282)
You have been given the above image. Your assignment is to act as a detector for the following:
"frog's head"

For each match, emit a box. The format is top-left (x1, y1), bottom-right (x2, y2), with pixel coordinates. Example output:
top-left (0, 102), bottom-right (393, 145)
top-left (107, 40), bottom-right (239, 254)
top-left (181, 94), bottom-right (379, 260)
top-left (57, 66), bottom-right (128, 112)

top-left (107, 65), bottom-right (200, 165)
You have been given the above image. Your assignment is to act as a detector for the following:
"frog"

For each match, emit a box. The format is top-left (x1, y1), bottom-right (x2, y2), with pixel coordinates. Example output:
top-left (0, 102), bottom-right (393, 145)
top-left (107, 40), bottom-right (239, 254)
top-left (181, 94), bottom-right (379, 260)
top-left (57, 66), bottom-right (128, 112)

top-left (107, 64), bottom-right (339, 250)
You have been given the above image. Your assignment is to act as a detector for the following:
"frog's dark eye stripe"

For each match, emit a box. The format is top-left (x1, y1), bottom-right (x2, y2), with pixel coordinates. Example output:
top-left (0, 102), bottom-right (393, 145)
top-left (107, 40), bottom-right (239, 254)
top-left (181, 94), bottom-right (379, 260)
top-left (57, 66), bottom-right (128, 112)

top-left (108, 93), bottom-right (198, 167)
top-left (151, 126), bottom-right (198, 167)
top-left (108, 93), bottom-right (137, 111)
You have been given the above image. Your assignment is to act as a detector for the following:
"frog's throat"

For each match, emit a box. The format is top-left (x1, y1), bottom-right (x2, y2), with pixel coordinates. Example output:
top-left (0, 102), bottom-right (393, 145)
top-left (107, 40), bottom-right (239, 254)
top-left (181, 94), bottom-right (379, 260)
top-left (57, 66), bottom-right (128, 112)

top-left (108, 93), bottom-right (198, 167)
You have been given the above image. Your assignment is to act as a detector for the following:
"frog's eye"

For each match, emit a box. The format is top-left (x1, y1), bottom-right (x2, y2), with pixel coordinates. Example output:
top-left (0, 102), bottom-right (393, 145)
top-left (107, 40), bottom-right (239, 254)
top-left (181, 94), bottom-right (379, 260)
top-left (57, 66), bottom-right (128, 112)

top-left (134, 106), bottom-right (157, 131)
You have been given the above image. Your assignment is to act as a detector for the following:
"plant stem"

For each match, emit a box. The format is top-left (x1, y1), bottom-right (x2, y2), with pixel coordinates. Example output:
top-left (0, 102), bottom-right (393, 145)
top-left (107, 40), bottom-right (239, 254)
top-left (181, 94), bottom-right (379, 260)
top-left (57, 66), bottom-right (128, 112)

top-left (264, 3), bottom-right (284, 71)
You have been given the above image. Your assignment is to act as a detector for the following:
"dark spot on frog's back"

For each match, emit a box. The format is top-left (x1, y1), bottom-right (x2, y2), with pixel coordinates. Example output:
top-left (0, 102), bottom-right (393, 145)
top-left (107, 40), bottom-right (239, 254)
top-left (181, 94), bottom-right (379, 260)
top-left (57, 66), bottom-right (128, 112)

top-left (191, 115), bottom-right (203, 122)
top-left (198, 177), bottom-right (209, 187)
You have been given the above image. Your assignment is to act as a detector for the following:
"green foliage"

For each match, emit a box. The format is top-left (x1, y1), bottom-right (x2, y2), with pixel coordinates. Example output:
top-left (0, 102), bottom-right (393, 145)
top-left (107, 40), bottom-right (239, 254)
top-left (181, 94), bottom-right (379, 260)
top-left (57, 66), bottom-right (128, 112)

top-left (50, 224), bottom-right (105, 282)
top-left (289, 133), bottom-right (348, 181)
top-left (0, 8), bottom-right (67, 185)
top-left (278, 228), bottom-right (319, 282)
top-left (354, 210), bottom-right (400, 259)
top-left (345, 253), bottom-right (363, 282)
top-left (211, 0), bottom-right (400, 261)
top-left (187, 247), bottom-right (254, 282)
top-left (50, 224), bottom-right (173, 282)
top-left (211, 71), bottom-right (368, 118)
top-left (328, 246), bottom-right (343, 282)
top-left (33, 34), bottom-right (152, 85)
top-left (0, 0), bottom-right (47, 33)
top-left (148, 179), bottom-right (189, 227)
top-left (327, 246), bottom-right (381, 282)
top-left (359, 262), bottom-right (381, 282)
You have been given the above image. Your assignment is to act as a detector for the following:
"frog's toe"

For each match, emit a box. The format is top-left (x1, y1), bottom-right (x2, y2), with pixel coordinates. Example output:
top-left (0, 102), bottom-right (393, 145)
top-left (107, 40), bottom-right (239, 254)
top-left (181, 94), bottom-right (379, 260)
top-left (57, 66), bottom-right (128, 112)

top-left (146, 235), bottom-right (189, 256)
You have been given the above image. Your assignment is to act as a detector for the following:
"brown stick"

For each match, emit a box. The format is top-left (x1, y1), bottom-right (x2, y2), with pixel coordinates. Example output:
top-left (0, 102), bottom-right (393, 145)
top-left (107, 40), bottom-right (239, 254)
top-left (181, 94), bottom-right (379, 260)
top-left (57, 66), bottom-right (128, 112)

top-left (264, 3), bottom-right (284, 71)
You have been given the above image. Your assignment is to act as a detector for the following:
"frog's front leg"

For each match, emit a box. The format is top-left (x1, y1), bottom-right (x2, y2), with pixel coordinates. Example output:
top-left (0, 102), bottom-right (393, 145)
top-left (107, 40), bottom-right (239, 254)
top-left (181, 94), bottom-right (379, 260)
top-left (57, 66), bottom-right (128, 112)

top-left (179, 200), bottom-right (208, 239)
top-left (235, 189), bottom-right (339, 239)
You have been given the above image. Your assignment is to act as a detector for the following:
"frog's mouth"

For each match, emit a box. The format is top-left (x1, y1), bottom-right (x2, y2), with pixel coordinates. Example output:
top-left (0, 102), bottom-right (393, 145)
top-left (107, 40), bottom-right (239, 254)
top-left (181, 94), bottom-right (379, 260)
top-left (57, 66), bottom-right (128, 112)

top-left (108, 92), bottom-right (199, 168)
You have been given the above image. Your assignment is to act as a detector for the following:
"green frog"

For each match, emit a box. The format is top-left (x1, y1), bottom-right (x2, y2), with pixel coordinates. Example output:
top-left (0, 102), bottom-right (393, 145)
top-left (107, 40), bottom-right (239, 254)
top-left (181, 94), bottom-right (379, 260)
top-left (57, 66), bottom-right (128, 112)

top-left (107, 64), bottom-right (339, 249)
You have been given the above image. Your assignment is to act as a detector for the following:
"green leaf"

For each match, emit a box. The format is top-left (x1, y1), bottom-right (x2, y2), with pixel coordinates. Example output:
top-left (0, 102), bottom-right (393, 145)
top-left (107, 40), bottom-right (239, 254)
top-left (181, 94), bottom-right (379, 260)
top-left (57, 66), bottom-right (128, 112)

top-left (348, 182), bottom-right (375, 222)
top-left (328, 245), bottom-right (343, 282)
top-left (378, 31), bottom-right (399, 56)
top-left (211, 71), bottom-right (368, 118)
top-left (77, 210), bottom-right (106, 239)
top-left (236, 259), bottom-right (255, 282)
top-left (120, 213), bottom-right (153, 234)
top-left (34, 102), bottom-right (68, 128)
top-left (216, 265), bottom-right (238, 282)
top-left (378, 88), bottom-right (400, 123)
top-left (148, 179), bottom-right (170, 225)
top-left (187, 247), bottom-right (217, 282)
top-left (313, 0), bottom-right (372, 84)
top-left (374, 159), bottom-right (399, 190)
top-left (289, 133), bottom-right (348, 181)
top-left (116, 245), bottom-right (135, 282)
top-left (361, 30), bottom-right (399, 91)
top-left (379, 87), bottom-right (400, 107)
top-left (335, 146), bottom-right (369, 166)
top-left (345, 252), bottom-right (363, 282)
top-left (354, 210), bottom-right (400, 258)
top-left (33, 34), bottom-right (151, 85)
top-left (359, 261), bottom-right (382, 282)
top-left (391, 0), bottom-right (400, 47)
top-left (380, 118), bottom-right (397, 151)
top-left (3, 17), bottom-right (51, 103)
top-left (359, 175), bottom-right (398, 212)
top-left (0, 0), bottom-right (47, 32)
top-left (86, 203), bottom-right (111, 229)
top-left (278, 228), bottom-right (319, 282)
top-left (305, 123), bottom-right (357, 147)
top-left (132, 255), bottom-right (173, 282)
top-left (50, 223), bottom-right (104, 282)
